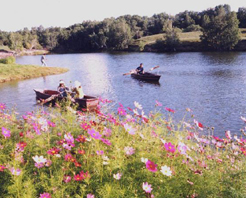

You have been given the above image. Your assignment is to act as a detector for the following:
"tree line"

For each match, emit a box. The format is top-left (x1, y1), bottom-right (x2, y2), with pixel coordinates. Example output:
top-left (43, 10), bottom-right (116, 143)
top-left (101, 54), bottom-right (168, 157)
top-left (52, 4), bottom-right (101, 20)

top-left (0, 4), bottom-right (246, 52)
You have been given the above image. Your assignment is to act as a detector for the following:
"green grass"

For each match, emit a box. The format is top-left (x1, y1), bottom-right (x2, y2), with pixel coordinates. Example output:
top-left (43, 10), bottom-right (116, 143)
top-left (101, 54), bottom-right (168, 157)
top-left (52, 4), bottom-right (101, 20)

top-left (0, 63), bottom-right (69, 83)
top-left (133, 28), bottom-right (246, 46)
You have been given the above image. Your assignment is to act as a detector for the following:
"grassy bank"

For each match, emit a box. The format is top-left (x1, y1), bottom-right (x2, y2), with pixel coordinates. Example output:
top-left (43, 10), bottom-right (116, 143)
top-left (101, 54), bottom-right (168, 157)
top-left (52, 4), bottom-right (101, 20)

top-left (0, 100), bottom-right (245, 197)
top-left (0, 63), bottom-right (69, 83)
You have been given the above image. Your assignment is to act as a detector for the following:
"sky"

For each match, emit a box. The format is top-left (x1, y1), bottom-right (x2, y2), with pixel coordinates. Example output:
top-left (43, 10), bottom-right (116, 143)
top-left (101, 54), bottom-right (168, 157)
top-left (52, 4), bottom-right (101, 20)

top-left (1, 0), bottom-right (245, 32)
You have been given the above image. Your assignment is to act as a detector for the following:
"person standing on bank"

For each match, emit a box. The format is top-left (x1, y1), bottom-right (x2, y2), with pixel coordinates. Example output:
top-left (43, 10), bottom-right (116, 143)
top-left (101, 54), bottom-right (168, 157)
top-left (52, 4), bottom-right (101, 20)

top-left (41, 54), bottom-right (47, 66)
top-left (136, 63), bottom-right (144, 74)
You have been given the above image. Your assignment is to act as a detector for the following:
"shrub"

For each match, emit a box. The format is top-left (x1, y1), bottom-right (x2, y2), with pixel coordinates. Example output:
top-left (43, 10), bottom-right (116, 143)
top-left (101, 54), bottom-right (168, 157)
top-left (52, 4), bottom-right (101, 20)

top-left (184, 24), bottom-right (201, 32)
top-left (0, 56), bottom-right (15, 64)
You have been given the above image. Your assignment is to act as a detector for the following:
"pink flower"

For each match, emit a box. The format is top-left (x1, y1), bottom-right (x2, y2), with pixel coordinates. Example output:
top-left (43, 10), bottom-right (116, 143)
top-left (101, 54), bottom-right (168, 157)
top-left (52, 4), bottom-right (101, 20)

top-left (165, 107), bottom-right (175, 113)
top-left (64, 133), bottom-right (74, 144)
top-left (113, 172), bottom-right (122, 180)
top-left (10, 167), bottom-right (21, 176)
top-left (103, 127), bottom-right (112, 137)
top-left (63, 175), bottom-right (71, 183)
top-left (155, 100), bottom-right (162, 107)
top-left (146, 160), bottom-right (158, 172)
top-left (164, 142), bottom-right (176, 153)
top-left (101, 138), bottom-right (112, 146)
top-left (88, 129), bottom-right (102, 139)
top-left (87, 194), bottom-right (95, 198)
top-left (96, 150), bottom-right (104, 155)
top-left (177, 142), bottom-right (188, 155)
top-left (2, 127), bottom-right (11, 138)
top-left (142, 182), bottom-right (153, 193)
top-left (124, 146), bottom-right (135, 156)
top-left (123, 124), bottom-right (136, 135)
top-left (39, 192), bottom-right (51, 198)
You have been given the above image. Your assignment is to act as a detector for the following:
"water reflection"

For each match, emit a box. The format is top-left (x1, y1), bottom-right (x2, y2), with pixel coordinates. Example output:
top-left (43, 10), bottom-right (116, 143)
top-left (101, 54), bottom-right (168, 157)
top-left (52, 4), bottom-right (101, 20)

top-left (201, 52), bottom-right (240, 66)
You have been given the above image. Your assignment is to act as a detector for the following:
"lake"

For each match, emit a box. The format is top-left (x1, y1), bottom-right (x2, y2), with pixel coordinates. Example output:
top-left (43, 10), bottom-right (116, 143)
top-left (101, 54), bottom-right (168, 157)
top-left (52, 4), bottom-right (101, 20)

top-left (1, 52), bottom-right (246, 137)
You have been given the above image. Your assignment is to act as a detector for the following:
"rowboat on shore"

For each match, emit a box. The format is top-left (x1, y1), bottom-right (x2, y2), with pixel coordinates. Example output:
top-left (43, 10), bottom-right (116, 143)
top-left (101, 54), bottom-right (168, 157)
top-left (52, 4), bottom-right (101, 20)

top-left (34, 89), bottom-right (99, 111)
top-left (130, 72), bottom-right (161, 82)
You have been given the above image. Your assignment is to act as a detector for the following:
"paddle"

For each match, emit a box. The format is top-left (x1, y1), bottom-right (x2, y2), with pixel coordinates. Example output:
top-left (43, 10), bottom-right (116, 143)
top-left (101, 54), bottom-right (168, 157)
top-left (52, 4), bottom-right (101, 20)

top-left (123, 65), bottom-right (159, 76)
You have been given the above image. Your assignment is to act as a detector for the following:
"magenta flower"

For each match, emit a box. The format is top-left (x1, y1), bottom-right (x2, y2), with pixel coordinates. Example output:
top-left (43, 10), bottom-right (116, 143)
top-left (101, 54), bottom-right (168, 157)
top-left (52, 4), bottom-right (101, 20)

top-left (101, 138), bottom-right (112, 146)
top-left (63, 175), bottom-right (71, 183)
top-left (142, 182), bottom-right (153, 193)
top-left (165, 107), bottom-right (175, 113)
top-left (146, 160), bottom-right (158, 172)
top-left (80, 123), bottom-right (91, 130)
top-left (0, 103), bottom-right (6, 110)
top-left (118, 107), bottom-right (127, 116)
top-left (39, 192), bottom-right (51, 198)
top-left (0, 165), bottom-right (6, 172)
top-left (76, 135), bottom-right (86, 143)
top-left (164, 142), bottom-right (176, 153)
top-left (2, 127), bottom-right (11, 138)
top-left (88, 129), bottom-right (102, 139)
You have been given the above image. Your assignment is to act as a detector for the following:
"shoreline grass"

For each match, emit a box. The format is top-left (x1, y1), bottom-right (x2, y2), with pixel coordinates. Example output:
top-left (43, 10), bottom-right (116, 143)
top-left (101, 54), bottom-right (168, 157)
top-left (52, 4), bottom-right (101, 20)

top-left (0, 100), bottom-right (245, 197)
top-left (0, 63), bottom-right (69, 83)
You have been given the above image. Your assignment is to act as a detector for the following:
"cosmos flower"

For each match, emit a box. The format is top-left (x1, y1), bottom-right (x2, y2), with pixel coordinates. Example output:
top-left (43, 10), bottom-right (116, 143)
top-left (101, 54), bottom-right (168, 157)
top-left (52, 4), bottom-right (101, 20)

top-left (142, 182), bottom-right (153, 193)
top-left (146, 160), bottom-right (158, 172)
top-left (160, 165), bottom-right (172, 176)
top-left (2, 127), bottom-right (11, 138)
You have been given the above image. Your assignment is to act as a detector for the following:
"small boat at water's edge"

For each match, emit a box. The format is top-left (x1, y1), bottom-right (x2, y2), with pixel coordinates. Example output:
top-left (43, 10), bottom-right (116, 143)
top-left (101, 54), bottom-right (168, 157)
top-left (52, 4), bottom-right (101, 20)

top-left (131, 72), bottom-right (161, 82)
top-left (34, 89), bottom-right (99, 111)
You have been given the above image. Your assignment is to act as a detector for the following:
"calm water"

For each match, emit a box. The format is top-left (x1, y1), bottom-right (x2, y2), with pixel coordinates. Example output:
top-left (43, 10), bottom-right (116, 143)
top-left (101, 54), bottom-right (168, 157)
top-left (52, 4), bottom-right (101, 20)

top-left (1, 52), bottom-right (246, 136)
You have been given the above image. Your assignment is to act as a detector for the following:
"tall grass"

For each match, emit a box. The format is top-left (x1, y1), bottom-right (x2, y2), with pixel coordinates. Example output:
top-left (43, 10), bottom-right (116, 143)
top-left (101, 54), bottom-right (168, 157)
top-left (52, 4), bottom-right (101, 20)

top-left (0, 100), bottom-right (245, 198)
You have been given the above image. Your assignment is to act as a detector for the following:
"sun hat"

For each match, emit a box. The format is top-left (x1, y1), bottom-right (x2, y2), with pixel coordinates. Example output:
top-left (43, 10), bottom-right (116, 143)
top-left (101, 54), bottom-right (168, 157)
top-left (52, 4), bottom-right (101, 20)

top-left (74, 80), bottom-right (81, 88)
top-left (59, 80), bottom-right (65, 85)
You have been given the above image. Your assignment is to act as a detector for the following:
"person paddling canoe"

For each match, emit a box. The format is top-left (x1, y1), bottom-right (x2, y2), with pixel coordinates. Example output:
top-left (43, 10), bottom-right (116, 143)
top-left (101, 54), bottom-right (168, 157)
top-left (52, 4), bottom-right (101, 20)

top-left (136, 63), bottom-right (144, 74)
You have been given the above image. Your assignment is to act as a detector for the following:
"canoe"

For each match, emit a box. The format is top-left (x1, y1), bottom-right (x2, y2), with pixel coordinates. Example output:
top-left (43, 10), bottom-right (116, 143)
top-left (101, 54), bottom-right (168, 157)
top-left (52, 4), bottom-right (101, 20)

top-left (131, 72), bottom-right (161, 82)
top-left (34, 89), bottom-right (99, 111)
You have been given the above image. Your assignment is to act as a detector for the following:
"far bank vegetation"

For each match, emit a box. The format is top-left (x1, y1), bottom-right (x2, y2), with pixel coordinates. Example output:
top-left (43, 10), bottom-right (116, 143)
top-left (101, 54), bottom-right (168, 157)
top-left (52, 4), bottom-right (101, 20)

top-left (0, 4), bottom-right (246, 54)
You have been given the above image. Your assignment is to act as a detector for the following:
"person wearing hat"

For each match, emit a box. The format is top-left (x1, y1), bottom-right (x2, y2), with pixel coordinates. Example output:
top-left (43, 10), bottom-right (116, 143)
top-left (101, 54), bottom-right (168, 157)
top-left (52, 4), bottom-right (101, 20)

top-left (136, 63), bottom-right (144, 74)
top-left (72, 80), bottom-right (84, 99)
top-left (57, 80), bottom-right (69, 97)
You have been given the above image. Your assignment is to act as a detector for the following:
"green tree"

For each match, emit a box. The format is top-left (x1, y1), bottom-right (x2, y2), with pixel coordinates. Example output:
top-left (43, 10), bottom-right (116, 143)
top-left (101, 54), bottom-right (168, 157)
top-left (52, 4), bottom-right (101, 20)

top-left (237, 7), bottom-right (246, 28)
top-left (107, 19), bottom-right (132, 50)
top-left (201, 5), bottom-right (240, 51)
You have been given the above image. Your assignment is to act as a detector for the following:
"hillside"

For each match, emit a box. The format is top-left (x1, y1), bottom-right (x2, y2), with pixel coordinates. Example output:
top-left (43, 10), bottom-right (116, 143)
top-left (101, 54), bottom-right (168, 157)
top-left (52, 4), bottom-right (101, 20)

top-left (130, 29), bottom-right (246, 52)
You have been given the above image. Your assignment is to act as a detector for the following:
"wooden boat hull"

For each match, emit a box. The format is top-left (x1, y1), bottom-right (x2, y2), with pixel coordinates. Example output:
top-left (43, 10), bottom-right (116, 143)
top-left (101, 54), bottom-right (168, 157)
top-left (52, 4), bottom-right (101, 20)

top-left (34, 89), bottom-right (99, 111)
top-left (131, 72), bottom-right (161, 82)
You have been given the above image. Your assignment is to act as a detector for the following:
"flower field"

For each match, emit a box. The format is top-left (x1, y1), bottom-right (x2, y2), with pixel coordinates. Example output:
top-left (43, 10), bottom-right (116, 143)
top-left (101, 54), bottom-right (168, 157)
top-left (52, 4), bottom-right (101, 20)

top-left (0, 100), bottom-right (246, 198)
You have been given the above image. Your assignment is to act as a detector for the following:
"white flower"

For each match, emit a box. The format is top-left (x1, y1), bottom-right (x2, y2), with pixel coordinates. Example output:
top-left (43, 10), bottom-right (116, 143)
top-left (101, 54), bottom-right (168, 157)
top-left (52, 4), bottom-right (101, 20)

top-left (141, 157), bottom-right (148, 163)
top-left (102, 155), bottom-right (109, 161)
top-left (134, 101), bottom-right (142, 110)
top-left (113, 172), bottom-right (122, 180)
top-left (160, 138), bottom-right (166, 144)
top-left (32, 155), bottom-right (47, 164)
top-left (160, 165), bottom-right (172, 177)
top-left (133, 109), bottom-right (139, 115)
